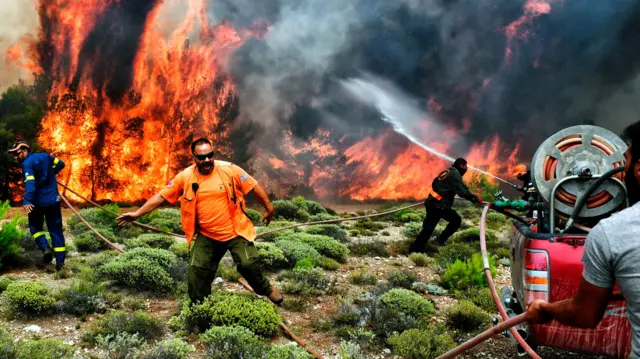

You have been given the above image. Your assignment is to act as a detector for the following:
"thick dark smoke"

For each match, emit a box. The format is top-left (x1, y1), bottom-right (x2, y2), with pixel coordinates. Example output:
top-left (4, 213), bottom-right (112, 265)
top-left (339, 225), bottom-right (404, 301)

top-left (212, 0), bottom-right (640, 160)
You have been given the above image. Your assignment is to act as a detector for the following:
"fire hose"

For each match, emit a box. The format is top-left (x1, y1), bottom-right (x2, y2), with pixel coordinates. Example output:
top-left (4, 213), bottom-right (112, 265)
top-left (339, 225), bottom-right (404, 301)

top-left (437, 204), bottom-right (541, 359)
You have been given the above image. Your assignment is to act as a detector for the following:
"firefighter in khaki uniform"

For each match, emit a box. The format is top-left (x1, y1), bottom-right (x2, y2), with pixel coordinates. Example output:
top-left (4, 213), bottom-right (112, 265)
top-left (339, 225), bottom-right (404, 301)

top-left (117, 138), bottom-right (282, 304)
top-left (409, 158), bottom-right (481, 253)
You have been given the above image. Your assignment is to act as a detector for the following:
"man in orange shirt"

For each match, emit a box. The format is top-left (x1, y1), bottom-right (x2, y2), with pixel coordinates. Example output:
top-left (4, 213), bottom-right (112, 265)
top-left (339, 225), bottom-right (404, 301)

top-left (116, 138), bottom-right (282, 304)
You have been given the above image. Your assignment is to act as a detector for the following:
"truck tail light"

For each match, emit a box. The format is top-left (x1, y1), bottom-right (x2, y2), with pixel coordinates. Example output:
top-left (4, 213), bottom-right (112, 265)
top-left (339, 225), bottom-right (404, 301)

top-left (523, 249), bottom-right (549, 305)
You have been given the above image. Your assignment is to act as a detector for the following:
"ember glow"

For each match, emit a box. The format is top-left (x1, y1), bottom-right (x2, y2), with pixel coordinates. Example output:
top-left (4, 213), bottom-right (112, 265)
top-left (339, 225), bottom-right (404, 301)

top-left (8, 0), bottom-right (526, 203)
top-left (503, 0), bottom-right (553, 64)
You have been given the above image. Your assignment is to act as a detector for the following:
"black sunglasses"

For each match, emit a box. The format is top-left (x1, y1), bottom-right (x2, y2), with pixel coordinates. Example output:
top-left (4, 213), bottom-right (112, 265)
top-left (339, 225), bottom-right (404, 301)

top-left (194, 152), bottom-right (214, 161)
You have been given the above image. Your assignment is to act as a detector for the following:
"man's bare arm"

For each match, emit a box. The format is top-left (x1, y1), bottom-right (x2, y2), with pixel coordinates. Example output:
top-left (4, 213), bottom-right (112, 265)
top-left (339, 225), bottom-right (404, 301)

top-left (527, 277), bottom-right (613, 328)
top-left (251, 183), bottom-right (274, 225)
top-left (116, 193), bottom-right (167, 226)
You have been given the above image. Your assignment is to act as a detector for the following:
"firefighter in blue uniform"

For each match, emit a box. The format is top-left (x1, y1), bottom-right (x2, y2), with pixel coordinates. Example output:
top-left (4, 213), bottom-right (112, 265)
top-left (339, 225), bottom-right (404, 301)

top-left (409, 158), bottom-right (481, 253)
top-left (8, 141), bottom-right (67, 271)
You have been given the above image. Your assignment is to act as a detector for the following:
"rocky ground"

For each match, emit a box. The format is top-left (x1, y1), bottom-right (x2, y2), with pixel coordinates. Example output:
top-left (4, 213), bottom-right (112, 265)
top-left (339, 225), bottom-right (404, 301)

top-left (0, 203), bottom-right (610, 359)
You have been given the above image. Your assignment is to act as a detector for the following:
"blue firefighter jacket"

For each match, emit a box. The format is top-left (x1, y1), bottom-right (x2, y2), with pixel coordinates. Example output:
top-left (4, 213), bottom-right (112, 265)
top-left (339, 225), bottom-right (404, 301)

top-left (21, 152), bottom-right (65, 207)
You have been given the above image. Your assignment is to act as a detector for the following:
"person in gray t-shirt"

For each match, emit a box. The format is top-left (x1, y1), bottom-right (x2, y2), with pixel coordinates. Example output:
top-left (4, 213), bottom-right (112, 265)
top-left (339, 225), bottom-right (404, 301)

top-left (527, 120), bottom-right (640, 357)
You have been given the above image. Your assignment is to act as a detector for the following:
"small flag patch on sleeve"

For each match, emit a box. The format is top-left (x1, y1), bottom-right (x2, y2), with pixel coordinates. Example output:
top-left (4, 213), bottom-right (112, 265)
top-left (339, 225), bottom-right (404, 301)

top-left (240, 173), bottom-right (248, 182)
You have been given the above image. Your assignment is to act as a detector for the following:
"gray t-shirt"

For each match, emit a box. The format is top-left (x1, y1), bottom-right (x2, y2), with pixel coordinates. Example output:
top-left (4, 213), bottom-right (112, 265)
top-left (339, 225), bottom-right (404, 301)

top-left (582, 202), bottom-right (640, 358)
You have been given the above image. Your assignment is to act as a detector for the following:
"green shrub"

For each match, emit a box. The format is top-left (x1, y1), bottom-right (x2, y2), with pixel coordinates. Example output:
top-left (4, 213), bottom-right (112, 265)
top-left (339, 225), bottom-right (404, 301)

top-left (347, 241), bottom-right (389, 257)
top-left (201, 326), bottom-right (266, 359)
top-left (125, 233), bottom-right (175, 250)
top-left (317, 256), bottom-right (340, 271)
top-left (310, 213), bottom-right (341, 222)
top-left (450, 228), bottom-right (496, 243)
top-left (402, 222), bottom-right (423, 238)
top-left (333, 302), bottom-right (361, 326)
top-left (304, 224), bottom-right (348, 242)
top-left (387, 328), bottom-right (455, 359)
top-left (338, 340), bottom-right (366, 359)
top-left (337, 327), bottom-right (376, 350)
top-left (409, 253), bottom-right (432, 267)
top-left (95, 332), bottom-right (144, 359)
top-left (245, 209), bottom-right (264, 225)
top-left (86, 250), bottom-right (119, 267)
top-left (0, 325), bottom-right (16, 358)
top-left (294, 257), bottom-right (314, 269)
top-left (348, 229), bottom-right (360, 237)
top-left (434, 243), bottom-right (477, 267)
top-left (494, 247), bottom-right (510, 259)
top-left (169, 242), bottom-right (190, 261)
top-left (68, 207), bottom-right (116, 235)
top-left (380, 288), bottom-right (435, 318)
top-left (279, 267), bottom-right (335, 296)
top-left (139, 208), bottom-right (183, 234)
top-left (0, 201), bottom-right (26, 270)
top-left (277, 233), bottom-right (349, 262)
top-left (59, 269), bottom-right (107, 316)
top-left (274, 240), bottom-right (321, 266)
top-left (486, 212), bottom-right (508, 229)
top-left (441, 253), bottom-right (496, 291)
top-left (388, 270), bottom-right (418, 289)
top-left (0, 275), bottom-right (15, 293)
top-left (74, 228), bottom-right (118, 251)
top-left (216, 262), bottom-right (241, 282)
top-left (16, 338), bottom-right (74, 359)
top-left (399, 212), bottom-right (424, 223)
top-left (84, 310), bottom-right (164, 345)
top-left (454, 287), bottom-right (496, 313)
top-left (352, 219), bottom-right (385, 232)
top-left (348, 269), bottom-right (378, 286)
top-left (281, 297), bottom-right (308, 312)
top-left (266, 343), bottom-right (314, 359)
top-left (255, 242), bottom-right (289, 271)
top-left (256, 221), bottom-right (296, 241)
top-left (4, 281), bottom-right (56, 316)
top-left (446, 300), bottom-right (490, 332)
top-left (169, 291), bottom-right (280, 337)
top-left (273, 200), bottom-right (302, 221)
top-left (98, 248), bottom-right (177, 293)
top-left (140, 339), bottom-right (194, 359)
top-left (467, 174), bottom-right (499, 202)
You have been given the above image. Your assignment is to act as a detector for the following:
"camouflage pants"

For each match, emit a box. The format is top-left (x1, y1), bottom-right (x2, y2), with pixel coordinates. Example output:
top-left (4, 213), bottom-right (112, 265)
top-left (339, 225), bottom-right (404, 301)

top-left (188, 234), bottom-right (271, 303)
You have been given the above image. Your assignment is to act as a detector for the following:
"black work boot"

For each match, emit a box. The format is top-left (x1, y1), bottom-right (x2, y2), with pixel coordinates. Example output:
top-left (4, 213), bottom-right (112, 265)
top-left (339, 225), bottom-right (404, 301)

top-left (55, 261), bottom-right (64, 272)
top-left (42, 247), bottom-right (53, 264)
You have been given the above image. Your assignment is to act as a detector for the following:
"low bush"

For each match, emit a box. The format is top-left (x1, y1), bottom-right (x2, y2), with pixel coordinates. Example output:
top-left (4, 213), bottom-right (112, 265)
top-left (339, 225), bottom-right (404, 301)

top-left (256, 221), bottom-right (296, 241)
top-left (434, 243), bottom-right (477, 267)
top-left (455, 287), bottom-right (496, 313)
top-left (273, 200), bottom-right (303, 221)
top-left (140, 339), bottom-right (194, 359)
top-left (486, 212), bottom-right (509, 230)
top-left (494, 247), bottom-right (510, 260)
top-left (255, 242), bottom-right (289, 271)
top-left (277, 233), bottom-right (349, 262)
top-left (169, 291), bottom-right (280, 337)
top-left (84, 310), bottom-right (164, 345)
top-left (4, 281), bottom-right (56, 316)
top-left (169, 242), bottom-right (189, 261)
top-left (371, 304), bottom-right (420, 339)
top-left (0, 275), bottom-right (15, 293)
top-left (201, 326), bottom-right (266, 359)
top-left (446, 300), bottom-right (490, 332)
top-left (58, 269), bottom-right (107, 316)
top-left (98, 248), bottom-right (178, 293)
top-left (333, 301), bottom-right (362, 326)
top-left (310, 213), bottom-right (341, 222)
top-left (441, 253), bottom-right (496, 291)
top-left (338, 340), bottom-right (366, 359)
top-left (0, 325), bottom-right (16, 358)
top-left (281, 297), bottom-right (308, 312)
top-left (352, 219), bottom-right (385, 232)
top-left (348, 269), bottom-right (378, 286)
top-left (387, 328), bottom-right (455, 359)
top-left (267, 343), bottom-right (314, 359)
top-left (379, 288), bottom-right (435, 318)
top-left (317, 256), bottom-right (340, 271)
top-left (16, 338), bottom-right (74, 359)
top-left (125, 234), bottom-right (175, 250)
top-left (138, 208), bottom-right (183, 234)
top-left (388, 270), bottom-right (418, 289)
top-left (347, 241), bottom-right (389, 257)
top-left (337, 327), bottom-right (376, 350)
top-left (304, 224), bottom-right (348, 243)
top-left (279, 267), bottom-right (335, 296)
top-left (68, 207), bottom-right (116, 235)
top-left (216, 262), bottom-right (241, 282)
top-left (450, 228), bottom-right (497, 243)
top-left (274, 240), bottom-right (321, 266)
top-left (95, 332), bottom-right (144, 359)
top-left (73, 228), bottom-right (119, 252)
top-left (402, 222), bottom-right (423, 239)
top-left (86, 250), bottom-right (120, 267)
top-left (0, 201), bottom-right (26, 270)
top-left (409, 253), bottom-right (432, 267)
top-left (245, 209), bottom-right (264, 225)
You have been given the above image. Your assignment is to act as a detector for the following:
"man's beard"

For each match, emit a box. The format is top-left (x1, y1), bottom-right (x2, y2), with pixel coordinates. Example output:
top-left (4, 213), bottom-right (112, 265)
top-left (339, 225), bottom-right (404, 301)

top-left (625, 167), bottom-right (640, 206)
top-left (198, 162), bottom-right (214, 174)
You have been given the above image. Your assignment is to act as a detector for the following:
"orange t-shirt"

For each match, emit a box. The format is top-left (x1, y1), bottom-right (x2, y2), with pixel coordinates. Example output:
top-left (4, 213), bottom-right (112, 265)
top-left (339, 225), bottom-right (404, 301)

top-left (160, 164), bottom-right (258, 241)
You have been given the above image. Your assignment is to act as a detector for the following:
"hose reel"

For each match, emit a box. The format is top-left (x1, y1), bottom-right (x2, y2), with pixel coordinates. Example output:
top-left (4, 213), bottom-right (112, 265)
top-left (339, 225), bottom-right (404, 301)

top-left (531, 125), bottom-right (627, 222)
